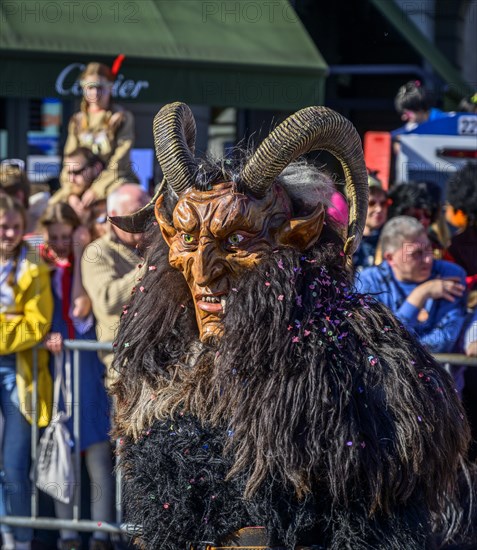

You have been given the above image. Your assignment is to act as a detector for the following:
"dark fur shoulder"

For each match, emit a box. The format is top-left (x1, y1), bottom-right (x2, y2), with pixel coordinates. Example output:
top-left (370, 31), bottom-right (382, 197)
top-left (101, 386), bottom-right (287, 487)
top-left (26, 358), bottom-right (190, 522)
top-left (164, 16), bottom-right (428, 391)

top-left (119, 413), bottom-right (434, 550)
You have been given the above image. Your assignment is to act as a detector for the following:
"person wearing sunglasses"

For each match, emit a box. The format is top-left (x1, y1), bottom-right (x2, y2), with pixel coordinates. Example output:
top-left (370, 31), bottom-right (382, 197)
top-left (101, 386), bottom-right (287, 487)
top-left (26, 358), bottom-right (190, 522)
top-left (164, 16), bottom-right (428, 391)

top-left (59, 62), bottom-right (138, 208)
top-left (353, 175), bottom-right (389, 270)
top-left (51, 147), bottom-right (108, 223)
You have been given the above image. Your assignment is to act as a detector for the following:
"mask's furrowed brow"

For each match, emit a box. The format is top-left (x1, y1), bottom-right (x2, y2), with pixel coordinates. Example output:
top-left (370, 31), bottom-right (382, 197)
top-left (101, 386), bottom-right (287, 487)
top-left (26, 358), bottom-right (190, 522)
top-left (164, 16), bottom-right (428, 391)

top-left (173, 202), bottom-right (202, 233)
top-left (209, 199), bottom-right (261, 238)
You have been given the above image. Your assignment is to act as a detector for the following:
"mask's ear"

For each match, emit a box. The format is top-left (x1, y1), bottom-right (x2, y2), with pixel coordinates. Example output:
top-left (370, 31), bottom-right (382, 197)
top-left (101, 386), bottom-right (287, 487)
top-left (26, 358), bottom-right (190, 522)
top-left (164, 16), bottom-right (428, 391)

top-left (155, 195), bottom-right (176, 247)
top-left (276, 203), bottom-right (325, 251)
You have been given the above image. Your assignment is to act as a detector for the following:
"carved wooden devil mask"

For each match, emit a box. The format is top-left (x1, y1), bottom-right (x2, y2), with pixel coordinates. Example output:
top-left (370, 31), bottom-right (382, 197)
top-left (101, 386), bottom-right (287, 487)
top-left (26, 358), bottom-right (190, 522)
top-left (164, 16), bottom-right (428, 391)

top-left (110, 102), bottom-right (368, 342)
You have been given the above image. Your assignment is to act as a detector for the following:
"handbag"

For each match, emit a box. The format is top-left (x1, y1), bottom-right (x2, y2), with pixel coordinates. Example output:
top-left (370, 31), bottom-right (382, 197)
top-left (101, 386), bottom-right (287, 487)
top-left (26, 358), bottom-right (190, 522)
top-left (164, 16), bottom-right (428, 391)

top-left (35, 350), bottom-right (75, 504)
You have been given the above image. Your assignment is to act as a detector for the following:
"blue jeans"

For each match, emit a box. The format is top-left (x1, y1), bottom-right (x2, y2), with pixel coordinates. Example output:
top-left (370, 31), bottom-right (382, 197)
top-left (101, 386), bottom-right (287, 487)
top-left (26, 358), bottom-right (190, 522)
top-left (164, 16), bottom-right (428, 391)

top-left (0, 359), bottom-right (33, 543)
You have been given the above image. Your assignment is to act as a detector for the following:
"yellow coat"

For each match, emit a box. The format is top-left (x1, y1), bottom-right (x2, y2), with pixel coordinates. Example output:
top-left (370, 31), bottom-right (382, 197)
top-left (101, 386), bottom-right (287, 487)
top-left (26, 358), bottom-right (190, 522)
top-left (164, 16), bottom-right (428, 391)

top-left (0, 245), bottom-right (53, 426)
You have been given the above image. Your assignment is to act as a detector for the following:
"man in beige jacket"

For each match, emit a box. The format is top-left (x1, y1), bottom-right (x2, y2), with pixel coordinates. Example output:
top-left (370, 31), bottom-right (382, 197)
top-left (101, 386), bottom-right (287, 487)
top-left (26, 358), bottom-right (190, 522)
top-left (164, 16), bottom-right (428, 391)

top-left (82, 184), bottom-right (150, 384)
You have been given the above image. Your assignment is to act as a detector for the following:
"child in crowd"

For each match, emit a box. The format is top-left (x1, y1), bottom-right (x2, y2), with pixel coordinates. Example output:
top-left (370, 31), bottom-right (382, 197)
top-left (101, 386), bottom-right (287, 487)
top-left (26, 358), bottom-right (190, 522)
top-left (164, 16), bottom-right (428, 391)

top-left (40, 203), bottom-right (114, 550)
top-left (60, 61), bottom-right (138, 205)
top-left (0, 196), bottom-right (53, 550)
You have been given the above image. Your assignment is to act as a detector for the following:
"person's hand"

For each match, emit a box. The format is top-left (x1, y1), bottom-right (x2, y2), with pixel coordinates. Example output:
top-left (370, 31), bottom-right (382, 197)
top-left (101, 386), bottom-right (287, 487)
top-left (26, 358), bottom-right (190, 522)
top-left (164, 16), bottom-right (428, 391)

top-left (44, 332), bottom-right (63, 354)
top-left (72, 295), bottom-right (91, 319)
top-left (68, 194), bottom-right (88, 221)
top-left (421, 277), bottom-right (466, 301)
top-left (466, 341), bottom-right (477, 357)
top-left (416, 277), bottom-right (465, 301)
top-left (406, 276), bottom-right (465, 310)
top-left (72, 226), bottom-right (91, 258)
top-left (81, 188), bottom-right (97, 207)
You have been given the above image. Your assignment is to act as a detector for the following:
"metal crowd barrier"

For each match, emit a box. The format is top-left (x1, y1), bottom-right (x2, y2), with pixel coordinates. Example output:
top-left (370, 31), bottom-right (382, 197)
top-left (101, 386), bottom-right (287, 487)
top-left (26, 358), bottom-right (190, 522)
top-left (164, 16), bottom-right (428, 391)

top-left (0, 340), bottom-right (138, 537)
top-left (433, 353), bottom-right (477, 367)
top-left (0, 341), bottom-right (476, 538)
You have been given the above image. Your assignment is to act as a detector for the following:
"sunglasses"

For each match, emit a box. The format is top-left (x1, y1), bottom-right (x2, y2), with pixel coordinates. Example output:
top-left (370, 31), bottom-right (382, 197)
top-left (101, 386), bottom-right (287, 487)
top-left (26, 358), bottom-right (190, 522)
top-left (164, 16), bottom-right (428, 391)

top-left (68, 163), bottom-right (92, 176)
top-left (368, 199), bottom-right (388, 207)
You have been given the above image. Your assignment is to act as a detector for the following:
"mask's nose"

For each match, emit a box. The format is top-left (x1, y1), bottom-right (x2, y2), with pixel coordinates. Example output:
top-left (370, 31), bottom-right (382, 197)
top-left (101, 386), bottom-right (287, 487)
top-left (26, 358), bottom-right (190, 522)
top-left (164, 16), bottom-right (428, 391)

top-left (192, 240), bottom-right (225, 288)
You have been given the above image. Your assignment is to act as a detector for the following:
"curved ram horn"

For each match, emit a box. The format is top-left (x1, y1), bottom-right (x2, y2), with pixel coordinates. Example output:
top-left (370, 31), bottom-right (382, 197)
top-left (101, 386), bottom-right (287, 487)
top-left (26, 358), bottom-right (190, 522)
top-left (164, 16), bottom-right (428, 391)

top-left (240, 107), bottom-right (368, 255)
top-left (108, 102), bottom-right (198, 233)
top-left (153, 102), bottom-right (198, 193)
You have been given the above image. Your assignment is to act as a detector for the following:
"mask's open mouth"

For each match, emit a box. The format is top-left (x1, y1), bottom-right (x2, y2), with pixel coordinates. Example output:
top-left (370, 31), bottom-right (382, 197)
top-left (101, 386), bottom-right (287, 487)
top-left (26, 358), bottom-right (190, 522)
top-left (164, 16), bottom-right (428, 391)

top-left (196, 292), bottom-right (227, 314)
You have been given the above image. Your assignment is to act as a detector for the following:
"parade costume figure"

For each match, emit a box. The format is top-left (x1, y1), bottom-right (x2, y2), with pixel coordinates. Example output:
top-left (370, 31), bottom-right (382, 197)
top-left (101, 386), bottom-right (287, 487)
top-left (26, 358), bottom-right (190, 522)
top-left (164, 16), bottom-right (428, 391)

top-left (111, 104), bottom-right (475, 549)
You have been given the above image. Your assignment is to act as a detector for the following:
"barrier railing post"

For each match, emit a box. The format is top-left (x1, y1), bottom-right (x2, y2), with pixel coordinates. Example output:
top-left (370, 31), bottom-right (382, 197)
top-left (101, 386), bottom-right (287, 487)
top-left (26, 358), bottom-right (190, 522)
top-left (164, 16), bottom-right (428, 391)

top-left (113, 394), bottom-right (122, 525)
top-left (72, 348), bottom-right (81, 522)
top-left (31, 347), bottom-right (39, 519)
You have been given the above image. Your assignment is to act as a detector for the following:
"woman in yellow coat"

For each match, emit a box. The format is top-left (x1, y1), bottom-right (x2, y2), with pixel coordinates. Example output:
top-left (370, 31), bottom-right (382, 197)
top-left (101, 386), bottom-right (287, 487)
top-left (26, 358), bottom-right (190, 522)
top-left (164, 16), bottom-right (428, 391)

top-left (0, 195), bottom-right (53, 550)
top-left (60, 60), bottom-right (138, 208)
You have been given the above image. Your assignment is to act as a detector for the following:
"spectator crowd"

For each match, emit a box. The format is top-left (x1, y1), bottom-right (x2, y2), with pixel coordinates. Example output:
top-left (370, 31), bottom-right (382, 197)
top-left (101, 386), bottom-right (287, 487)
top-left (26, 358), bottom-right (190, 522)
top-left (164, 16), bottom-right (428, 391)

top-left (0, 70), bottom-right (476, 550)
top-left (0, 62), bottom-right (147, 550)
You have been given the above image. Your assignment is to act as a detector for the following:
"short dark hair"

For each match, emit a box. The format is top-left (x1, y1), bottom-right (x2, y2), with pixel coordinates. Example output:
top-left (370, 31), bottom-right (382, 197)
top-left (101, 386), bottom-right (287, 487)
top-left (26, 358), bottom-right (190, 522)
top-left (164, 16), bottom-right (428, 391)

top-left (394, 80), bottom-right (433, 115)
top-left (388, 181), bottom-right (439, 223)
top-left (64, 147), bottom-right (104, 169)
top-left (369, 186), bottom-right (387, 199)
top-left (446, 163), bottom-right (477, 223)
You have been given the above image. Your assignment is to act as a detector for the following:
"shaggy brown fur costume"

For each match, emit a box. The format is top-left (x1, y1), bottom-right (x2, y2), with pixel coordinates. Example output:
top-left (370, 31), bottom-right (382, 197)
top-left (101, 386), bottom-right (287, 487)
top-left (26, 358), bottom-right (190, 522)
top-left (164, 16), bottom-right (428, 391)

top-left (112, 197), bottom-right (475, 549)
top-left (110, 103), bottom-right (475, 549)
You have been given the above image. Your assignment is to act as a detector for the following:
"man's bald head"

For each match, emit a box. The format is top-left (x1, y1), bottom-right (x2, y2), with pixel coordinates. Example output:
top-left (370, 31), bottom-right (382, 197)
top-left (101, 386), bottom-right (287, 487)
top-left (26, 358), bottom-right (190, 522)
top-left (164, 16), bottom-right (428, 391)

top-left (107, 184), bottom-right (150, 217)
top-left (107, 184), bottom-right (151, 246)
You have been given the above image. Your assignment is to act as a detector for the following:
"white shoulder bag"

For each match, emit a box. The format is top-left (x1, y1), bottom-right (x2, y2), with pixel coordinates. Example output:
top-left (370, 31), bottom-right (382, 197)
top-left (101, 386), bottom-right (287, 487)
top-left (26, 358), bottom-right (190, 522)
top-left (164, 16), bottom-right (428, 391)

top-left (35, 351), bottom-right (75, 504)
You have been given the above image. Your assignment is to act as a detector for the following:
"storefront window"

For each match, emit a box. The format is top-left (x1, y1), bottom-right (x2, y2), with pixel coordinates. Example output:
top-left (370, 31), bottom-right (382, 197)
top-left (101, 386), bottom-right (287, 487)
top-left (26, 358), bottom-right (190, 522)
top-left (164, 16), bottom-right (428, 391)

top-left (27, 97), bottom-right (62, 182)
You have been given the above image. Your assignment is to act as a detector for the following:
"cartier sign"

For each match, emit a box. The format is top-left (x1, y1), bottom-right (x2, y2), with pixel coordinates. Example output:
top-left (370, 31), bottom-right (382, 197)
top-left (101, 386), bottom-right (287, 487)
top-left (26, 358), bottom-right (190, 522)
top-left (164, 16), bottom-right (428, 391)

top-left (55, 63), bottom-right (149, 99)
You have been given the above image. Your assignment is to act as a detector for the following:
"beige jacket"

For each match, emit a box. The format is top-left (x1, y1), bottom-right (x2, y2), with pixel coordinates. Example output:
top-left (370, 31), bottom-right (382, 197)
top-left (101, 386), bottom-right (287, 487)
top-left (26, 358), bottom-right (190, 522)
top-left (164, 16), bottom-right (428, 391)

top-left (81, 231), bottom-right (144, 376)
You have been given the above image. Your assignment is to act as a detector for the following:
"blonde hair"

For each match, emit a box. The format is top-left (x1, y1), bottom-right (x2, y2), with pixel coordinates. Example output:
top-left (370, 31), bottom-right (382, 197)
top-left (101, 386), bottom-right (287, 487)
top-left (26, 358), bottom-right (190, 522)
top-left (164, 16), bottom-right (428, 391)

top-left (79, 62), bottom-right (114, 131)
top-left (0, 164), bottom-right (31, 207)
top-left (0, 195), bottom-right (27, 286)
top-left (39, 201), bottom-right (81, 231)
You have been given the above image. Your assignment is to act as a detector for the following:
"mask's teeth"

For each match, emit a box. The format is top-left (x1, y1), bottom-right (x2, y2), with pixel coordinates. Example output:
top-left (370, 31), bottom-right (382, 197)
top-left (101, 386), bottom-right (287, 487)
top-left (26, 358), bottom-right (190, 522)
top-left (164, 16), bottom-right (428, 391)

top-left (203, 296), bottom-right (221, 303)
top-left (220, 297), bottom-right (226, 313)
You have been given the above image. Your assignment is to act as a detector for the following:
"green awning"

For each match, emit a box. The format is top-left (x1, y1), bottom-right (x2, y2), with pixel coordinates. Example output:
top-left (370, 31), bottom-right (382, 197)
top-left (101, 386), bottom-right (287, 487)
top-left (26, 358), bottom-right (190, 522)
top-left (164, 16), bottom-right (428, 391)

top-left (369, 0), bottom-right (473, 96)
top-left (0, 0), bottom-right (328, 110)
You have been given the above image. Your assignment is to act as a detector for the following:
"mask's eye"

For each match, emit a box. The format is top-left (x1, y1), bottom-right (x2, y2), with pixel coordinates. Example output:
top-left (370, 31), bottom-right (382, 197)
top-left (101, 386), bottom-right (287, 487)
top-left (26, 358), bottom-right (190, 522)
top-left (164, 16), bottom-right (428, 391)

top-left (182, 234), bottom-right (196, 245)
top-left (227, 233), bottom-right (244, 246)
